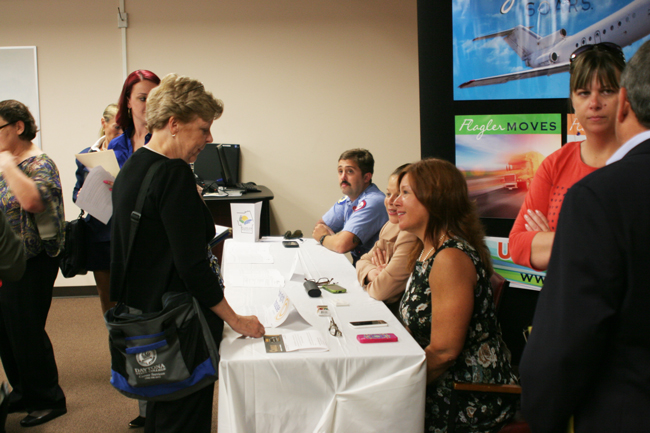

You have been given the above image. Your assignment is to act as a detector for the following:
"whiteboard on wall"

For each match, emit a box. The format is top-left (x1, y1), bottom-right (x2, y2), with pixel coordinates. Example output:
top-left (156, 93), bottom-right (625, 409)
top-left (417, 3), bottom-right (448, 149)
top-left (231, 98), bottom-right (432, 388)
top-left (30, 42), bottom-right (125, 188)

top-left (0, 46), bottom-right (41, 148)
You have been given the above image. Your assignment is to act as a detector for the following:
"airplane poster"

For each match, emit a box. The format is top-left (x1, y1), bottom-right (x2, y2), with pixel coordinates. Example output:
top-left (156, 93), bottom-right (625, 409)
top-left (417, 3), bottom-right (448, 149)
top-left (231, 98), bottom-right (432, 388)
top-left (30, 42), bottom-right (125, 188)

top-left (456, 113), bottom-right (561, 219)
top-left (453, 0), bottom-right (650, 100)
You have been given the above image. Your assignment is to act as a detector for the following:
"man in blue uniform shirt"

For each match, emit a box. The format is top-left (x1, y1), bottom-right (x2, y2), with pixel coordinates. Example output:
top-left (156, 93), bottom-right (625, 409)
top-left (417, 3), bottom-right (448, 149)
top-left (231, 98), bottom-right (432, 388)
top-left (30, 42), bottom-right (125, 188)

top-left (312, 149), bottom-right (388, 265)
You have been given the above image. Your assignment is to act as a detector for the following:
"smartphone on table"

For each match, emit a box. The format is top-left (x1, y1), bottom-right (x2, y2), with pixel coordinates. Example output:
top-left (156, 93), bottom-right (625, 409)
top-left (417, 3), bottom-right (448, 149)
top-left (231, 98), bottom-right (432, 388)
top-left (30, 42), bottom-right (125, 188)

top-left (322, 284), bottom-right (347, 294)
top-left (357, 333), bottom-right (398, 343)
top-left (282, 241), bottom-right (299, 248)
top-left (349, 320), bottom-right (388, 329)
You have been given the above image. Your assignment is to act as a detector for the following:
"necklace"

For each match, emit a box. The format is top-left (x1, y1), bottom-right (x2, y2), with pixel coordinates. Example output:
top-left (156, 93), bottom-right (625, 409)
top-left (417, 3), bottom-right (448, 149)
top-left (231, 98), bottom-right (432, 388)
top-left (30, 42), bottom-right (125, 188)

top-left (418, 246), bottom-right (435, 262)
top-left (419, 233), bottom-right (447, 262)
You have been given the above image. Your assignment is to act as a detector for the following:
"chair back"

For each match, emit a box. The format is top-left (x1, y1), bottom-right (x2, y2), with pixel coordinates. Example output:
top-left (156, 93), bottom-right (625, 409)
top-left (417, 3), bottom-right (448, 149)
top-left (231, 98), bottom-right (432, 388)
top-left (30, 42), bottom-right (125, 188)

top-left (495, 284), bottom-right (539, 367)
top-left (490, 272), bottom-right (508, 310)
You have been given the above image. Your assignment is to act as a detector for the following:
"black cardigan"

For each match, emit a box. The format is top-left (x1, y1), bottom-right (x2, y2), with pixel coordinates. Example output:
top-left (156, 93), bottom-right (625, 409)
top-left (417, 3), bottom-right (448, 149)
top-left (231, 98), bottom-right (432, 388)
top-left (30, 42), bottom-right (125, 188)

top-left (110, 148), bottom-right (223, 314)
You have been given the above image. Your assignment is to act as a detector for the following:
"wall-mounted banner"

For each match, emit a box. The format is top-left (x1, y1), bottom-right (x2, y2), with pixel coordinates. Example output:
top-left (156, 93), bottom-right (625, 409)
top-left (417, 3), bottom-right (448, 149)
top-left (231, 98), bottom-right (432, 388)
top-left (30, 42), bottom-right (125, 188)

top-left (456, 113), bottom-right (561, 219)
top-left (453, 0), bottom-right (650, 100)
top-left (486, 236), bottom-right (544, 291)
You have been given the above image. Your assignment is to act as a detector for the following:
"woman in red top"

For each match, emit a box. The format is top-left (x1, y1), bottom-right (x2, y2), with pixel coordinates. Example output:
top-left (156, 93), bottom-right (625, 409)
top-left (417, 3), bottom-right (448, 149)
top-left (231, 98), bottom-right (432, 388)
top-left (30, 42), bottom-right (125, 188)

top-left (509, 43), bottom-right (626, 271)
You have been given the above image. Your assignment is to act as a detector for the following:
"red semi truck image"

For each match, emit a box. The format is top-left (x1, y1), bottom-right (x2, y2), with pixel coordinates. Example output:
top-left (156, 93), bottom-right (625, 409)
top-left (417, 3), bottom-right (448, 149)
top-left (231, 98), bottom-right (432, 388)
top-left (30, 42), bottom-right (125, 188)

top-left (503, 151), bottom-right (544, 191)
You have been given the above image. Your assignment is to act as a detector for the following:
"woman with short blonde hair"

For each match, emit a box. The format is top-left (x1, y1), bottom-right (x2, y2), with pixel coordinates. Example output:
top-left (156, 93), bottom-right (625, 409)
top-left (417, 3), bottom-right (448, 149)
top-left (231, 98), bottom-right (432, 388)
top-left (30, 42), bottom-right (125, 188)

top-left (111, 73), bottom-right (263, 433)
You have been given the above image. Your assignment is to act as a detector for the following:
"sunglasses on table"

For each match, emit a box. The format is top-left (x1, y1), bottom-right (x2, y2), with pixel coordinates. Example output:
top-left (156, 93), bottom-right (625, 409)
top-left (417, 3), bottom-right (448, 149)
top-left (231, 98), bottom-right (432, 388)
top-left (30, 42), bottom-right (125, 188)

top-left (569, 42), bottom-right (625, 64)
top-left (305, 277), bottom-right (335, 286)
top-left (283, 230), bottom-right (303, 239)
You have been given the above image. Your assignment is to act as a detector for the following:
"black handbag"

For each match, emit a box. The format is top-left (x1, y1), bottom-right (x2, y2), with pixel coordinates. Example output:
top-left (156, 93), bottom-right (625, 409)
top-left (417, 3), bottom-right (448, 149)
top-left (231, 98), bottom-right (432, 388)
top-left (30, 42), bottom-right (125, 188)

top-left (58, 211), bottom-right (88, 278)
top-left (105, 160), bottom-right (219, 401)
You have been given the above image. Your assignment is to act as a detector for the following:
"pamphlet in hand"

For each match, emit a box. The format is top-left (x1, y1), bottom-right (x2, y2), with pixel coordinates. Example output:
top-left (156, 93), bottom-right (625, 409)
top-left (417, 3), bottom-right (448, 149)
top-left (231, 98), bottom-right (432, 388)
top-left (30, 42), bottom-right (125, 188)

top-left (75, 166), bottom-right (114, 224)
top-left (75, 150), bottom-right (120, 178)
top-left (263, 330), bottom-right (328, 353)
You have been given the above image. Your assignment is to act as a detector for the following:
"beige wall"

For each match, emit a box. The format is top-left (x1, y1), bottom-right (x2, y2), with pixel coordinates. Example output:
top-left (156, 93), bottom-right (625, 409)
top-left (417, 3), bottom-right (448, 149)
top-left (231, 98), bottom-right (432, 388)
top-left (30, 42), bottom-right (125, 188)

top-left (2, 0), bottom-right (420, 286)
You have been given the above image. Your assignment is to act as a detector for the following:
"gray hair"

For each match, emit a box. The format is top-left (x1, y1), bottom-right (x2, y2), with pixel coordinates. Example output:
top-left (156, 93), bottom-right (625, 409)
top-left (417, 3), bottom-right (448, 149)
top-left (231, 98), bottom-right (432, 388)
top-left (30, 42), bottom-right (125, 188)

top-left (620, 40), bottom-right (650, 129)
top-left (146, 73), bottom-right (224, 132)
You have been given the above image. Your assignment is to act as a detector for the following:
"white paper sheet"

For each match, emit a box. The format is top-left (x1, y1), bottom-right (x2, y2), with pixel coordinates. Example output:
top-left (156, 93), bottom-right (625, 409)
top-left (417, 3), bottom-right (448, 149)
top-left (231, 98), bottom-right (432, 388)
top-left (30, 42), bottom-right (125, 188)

top-left (241, 289), bottom-right (294, 328)
top-left (75, 150), bottom-right (120, 178)
top-left (226, 267), bottom-right (284, 288)
top-left (226, 242), bottom-right (273, 263)
top-left (281, 330), bottom-right (328, 352)
top-left (75, 166), bottom-right (114, 224)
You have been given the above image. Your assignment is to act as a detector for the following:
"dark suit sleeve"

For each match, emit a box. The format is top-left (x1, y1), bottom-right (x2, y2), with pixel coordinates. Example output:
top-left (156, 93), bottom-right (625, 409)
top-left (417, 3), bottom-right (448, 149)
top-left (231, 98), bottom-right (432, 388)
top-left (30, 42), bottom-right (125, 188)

top-left (0, 211), bottom-right (26, 282)
top-left (519, 183), bottom-right (624, 433)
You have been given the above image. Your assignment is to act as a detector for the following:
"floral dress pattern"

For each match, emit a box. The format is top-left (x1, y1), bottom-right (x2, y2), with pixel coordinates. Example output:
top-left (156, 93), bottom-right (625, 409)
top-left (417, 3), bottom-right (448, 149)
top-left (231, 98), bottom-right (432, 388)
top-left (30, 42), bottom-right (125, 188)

top-left (400, 238), bottom-right (518, 433)
top-left (0, 154), bottom-right (65, 259)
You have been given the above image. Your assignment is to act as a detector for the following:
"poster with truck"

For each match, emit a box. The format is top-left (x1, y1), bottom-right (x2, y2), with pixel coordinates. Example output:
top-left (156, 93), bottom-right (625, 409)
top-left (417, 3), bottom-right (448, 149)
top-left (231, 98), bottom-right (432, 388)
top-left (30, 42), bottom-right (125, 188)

top-left (456, 113), bottom-right (561, 219)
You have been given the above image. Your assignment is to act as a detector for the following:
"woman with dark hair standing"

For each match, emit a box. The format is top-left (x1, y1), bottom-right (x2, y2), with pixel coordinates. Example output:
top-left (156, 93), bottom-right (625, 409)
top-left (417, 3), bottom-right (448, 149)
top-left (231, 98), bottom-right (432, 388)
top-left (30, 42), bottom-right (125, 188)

top-left (0, 100), bottom-right (67, 427)
top-left (106, 70), bottom-right (160, 428)
top-left (395, 159), bottom-right (517, 432)
top-left (509, 43), bottom-right (626, 271)
top-left (108, 69), bottom-right (160, 428)
top-left (108, 69), bottom-right (161, 168)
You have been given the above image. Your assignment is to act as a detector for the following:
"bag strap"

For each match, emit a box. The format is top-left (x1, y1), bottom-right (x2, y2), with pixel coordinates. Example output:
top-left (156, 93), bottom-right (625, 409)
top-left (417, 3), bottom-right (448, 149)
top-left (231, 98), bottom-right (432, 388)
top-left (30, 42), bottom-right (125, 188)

top-left (116, 159), bottom-right (166, 303)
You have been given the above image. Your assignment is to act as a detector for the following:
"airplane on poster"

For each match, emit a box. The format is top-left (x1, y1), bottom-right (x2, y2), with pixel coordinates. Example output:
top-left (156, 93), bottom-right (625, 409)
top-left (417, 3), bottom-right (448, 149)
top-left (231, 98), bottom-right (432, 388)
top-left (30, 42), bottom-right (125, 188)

top-left (459, 0), bottom-right (650, 88)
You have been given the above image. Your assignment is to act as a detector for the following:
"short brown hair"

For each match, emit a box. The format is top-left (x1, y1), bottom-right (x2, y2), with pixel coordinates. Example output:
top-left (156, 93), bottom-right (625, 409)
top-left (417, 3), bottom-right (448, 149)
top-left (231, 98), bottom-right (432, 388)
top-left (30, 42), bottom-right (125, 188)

top-left (0, 100), bottom-right (38, 141)
top-left (338, 148), bottom-right (374, 176)
top-left (146, 73), bottom-right (224, 132)
top-left (569, 46), bottom-right (625, 96)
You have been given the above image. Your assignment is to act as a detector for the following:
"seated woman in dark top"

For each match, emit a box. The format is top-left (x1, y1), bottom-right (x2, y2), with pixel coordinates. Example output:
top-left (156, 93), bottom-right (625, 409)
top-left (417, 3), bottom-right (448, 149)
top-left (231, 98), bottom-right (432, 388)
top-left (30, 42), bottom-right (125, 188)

top-left (110, 73), bottom-right (264, 433)
top-left (395, 158), bottom-right (517, 432)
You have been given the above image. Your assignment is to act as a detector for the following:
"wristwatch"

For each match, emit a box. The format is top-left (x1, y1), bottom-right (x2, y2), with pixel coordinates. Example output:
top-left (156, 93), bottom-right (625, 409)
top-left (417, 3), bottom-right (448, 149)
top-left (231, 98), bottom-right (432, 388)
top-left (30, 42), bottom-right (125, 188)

top-left (319, 235), bottom-right (327, 245)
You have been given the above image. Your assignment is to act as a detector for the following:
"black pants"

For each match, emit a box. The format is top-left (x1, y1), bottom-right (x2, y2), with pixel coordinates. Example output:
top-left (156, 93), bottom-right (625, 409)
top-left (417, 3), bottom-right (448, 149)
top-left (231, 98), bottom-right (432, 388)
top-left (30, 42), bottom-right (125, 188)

top-left (0, 251), bottom-right (66, 411)
top-left (145, 383), bottom-right (214, 433)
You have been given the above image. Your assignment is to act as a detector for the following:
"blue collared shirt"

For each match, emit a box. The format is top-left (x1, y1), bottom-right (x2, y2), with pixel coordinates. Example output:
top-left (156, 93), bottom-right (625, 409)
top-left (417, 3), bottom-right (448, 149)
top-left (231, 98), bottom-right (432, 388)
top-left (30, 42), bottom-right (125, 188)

top-left (108, 127), bottom-right (152, 169)
top-left (322, 183), bottom-right (388, 260)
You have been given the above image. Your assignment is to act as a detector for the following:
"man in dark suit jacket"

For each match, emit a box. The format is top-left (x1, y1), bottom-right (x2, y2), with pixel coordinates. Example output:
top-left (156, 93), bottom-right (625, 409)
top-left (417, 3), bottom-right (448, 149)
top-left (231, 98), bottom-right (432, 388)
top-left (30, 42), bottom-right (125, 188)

top-left (519, 39), bottom-right (650, 433)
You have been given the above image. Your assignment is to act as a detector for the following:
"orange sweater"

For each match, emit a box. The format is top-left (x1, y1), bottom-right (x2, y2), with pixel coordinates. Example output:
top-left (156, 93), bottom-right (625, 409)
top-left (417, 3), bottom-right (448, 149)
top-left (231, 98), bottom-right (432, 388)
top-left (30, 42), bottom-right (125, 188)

top-left (509, 142), bottom-right (597, 270)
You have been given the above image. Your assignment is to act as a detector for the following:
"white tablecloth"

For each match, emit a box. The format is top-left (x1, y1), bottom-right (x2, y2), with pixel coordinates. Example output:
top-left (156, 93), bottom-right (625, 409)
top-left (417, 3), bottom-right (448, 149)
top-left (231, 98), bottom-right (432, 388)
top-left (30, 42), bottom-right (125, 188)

top-left (218, 238), bottom-right (426, 433)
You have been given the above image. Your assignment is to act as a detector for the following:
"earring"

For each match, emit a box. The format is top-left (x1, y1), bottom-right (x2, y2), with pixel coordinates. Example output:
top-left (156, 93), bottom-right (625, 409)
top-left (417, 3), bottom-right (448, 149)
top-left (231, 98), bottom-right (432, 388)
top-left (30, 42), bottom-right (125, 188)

top-left (128, 108), bottom-right (131, 117)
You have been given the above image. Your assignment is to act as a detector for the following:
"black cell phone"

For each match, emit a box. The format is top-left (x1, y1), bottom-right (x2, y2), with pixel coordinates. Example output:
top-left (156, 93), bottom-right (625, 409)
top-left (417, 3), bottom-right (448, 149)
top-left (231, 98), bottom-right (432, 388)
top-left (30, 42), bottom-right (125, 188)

top-left (282, 241), bottom-right (299, 248)
top-left (349, 320), bottom-right (388, 328)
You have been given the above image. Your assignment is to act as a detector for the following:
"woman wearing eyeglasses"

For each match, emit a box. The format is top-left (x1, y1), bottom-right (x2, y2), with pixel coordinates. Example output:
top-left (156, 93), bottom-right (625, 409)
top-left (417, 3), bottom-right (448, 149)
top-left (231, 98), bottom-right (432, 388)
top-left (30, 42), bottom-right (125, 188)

top-left (509, 43), bottom-right (626, 271)
top-left (0, 100), bottom-right (67, 427)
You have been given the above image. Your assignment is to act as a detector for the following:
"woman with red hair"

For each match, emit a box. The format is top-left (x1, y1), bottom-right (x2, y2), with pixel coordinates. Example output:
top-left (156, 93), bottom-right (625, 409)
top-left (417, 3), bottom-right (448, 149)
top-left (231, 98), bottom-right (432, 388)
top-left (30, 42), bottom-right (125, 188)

top-left (108, 70), bottom-right (161, 168)
top-left (106, 69), bottom-right (160, 429)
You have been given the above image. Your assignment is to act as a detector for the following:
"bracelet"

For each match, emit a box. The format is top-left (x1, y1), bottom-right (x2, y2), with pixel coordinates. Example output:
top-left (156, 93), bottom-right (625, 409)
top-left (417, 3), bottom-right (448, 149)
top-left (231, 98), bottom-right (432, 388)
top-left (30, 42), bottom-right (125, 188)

top-left (319, 235), bottom-right (327, 245)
